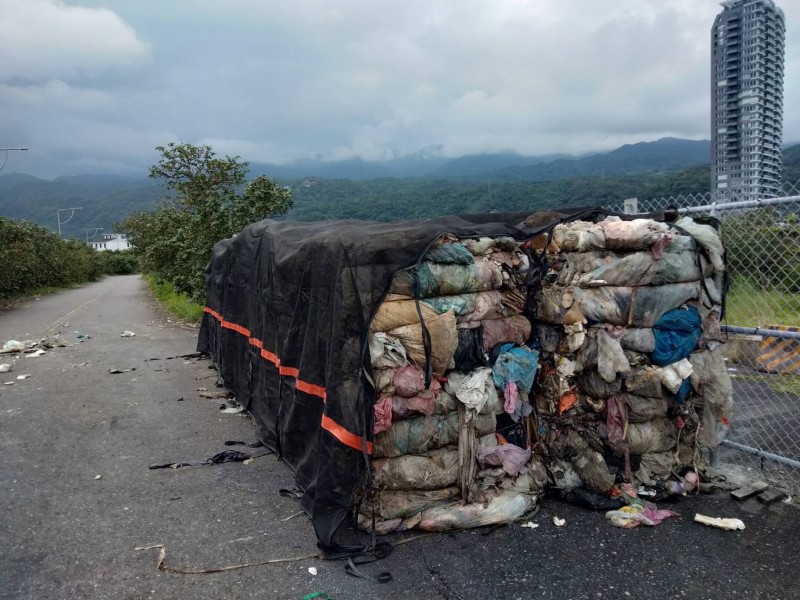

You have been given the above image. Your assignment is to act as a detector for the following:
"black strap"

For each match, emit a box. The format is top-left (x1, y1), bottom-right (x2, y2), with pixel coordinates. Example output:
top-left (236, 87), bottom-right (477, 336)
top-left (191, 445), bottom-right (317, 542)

top-left (411, 268), bottom-right (433, 388)
top-left (345, 557), bottom-right (392, 584)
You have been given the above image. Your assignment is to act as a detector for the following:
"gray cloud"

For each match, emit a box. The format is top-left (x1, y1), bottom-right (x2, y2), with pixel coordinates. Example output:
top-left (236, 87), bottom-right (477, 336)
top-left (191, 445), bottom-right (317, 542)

top-left (1, 0), bottom-right (798, 177)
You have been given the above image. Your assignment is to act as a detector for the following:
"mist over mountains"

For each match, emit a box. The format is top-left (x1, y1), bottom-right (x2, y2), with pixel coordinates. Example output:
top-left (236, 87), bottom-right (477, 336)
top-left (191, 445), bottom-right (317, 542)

top-left (4, 136), bottom-right (788, 239)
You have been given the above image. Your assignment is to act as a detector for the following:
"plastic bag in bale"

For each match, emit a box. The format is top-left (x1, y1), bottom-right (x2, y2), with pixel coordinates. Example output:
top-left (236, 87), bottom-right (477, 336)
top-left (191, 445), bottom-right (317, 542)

top-left (573, 448), bottom-right (615, 493)
top-left (597, 328), bottom-right (630, 382)
top-left (575, 370), bottom-right (622, 399)
top-left (625, 366), bottom-right (664, 398)
top-left (389, 309), bottom-right (458, 376)
top-left (359, 488), bottom-right (461, 521)
top-left (482, 315), bottom-right (532, 353)
top-left (458, 290), bottom-right (517, 326)
top-left (423, 292), bottom-right (478, 317)
top-left (689, 348), bottom-right (733, 449)
top-left (368, 332), bottom-right (409, 369)
top-left (636, 451), bottom-right (675, 481)
top-left (576, 251), bottom-right (708, 288)
top-left (534, 322), bottom-right (563, 354)
top-left (391, 394), bottom-right (436, 420)
top-left (621, 328), bottom-right (655, 353)
top-left (626, 395), bottom-right (669, 423)
top-left (373, 412), bottom-right (497, 458)
top-left (372, 294), bottom-right (439, 332)
top-left (625, 419), bottom-right (678, 454)
top-left (416, 490), bottom-right (536, 532)
top-left (453, 327), bottom-right (488, 371)
top-left (391, 261), bottom-right (503, 298)
top-left (372, 447), bottom-right (460, 490)
top-left (423, 242), bottom-right (475, 265)
top-left (574, 282), bottom-right (700, 328)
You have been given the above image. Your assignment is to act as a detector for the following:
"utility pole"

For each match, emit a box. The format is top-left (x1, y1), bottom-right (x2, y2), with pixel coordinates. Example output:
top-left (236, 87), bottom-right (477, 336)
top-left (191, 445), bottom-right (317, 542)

top-left (57, 207), bottom-right (83, 237)
top-left (0, 147), bottom-right (28, 174)
top-left (85, 227), bottom-right (103, 244)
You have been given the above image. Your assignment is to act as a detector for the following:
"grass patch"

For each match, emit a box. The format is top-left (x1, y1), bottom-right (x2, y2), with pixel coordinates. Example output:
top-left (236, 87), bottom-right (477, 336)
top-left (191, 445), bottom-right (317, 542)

top-left (726, 276), bottom-right (800, 328)
top-left (143, 274), bottom-right (204, 325)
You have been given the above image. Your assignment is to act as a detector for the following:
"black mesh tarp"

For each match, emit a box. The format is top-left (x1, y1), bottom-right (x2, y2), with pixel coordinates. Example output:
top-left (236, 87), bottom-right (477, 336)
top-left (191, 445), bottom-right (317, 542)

top-left (197, 207), bottom-right (601, 548)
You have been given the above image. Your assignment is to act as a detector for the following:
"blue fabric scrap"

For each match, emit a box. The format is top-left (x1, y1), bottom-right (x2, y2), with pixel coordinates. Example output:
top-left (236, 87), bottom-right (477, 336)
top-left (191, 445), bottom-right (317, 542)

top-left (492, 343), bottom-right (539, 395)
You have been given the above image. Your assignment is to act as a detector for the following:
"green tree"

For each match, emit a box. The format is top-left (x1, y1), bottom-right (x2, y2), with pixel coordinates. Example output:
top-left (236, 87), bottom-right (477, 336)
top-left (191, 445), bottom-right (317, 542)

top-left (120, 143), bottom-right (293, 301)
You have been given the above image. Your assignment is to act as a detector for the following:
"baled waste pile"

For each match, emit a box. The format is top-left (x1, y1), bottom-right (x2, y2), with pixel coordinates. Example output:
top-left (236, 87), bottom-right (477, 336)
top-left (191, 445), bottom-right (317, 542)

top-left (361, 237), bottom-right (546, 533)
top-left (361, 215), bottom-right (732, 532)
top-left (198, 208), bottom-right (732, 550)
top-left (529, 215), bottom-right (731, 509)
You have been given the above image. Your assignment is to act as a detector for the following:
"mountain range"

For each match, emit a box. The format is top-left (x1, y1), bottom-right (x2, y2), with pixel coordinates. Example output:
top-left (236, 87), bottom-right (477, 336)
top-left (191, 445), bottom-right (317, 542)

top-left (4, 136), bottom-right (798, 237)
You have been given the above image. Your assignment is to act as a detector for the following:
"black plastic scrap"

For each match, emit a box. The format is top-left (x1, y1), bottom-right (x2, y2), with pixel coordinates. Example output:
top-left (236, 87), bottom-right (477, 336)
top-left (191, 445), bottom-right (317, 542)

top-left (148, 449), bottom-right (263, 470)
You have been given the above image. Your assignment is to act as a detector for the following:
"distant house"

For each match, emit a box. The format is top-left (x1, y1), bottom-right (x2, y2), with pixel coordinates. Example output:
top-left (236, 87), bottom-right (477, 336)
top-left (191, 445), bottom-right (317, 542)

top-left (90, 233), bottom-right (131, 251)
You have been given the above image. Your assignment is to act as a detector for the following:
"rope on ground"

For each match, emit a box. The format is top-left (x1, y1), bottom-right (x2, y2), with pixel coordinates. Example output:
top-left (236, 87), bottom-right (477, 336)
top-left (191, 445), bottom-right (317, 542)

top-left (134, 532), bottom-right (433, 575)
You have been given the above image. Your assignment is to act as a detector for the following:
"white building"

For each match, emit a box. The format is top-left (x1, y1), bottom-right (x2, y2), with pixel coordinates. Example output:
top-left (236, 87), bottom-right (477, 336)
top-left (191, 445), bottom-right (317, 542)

top-left (90, 233), bottom-right (131, 251)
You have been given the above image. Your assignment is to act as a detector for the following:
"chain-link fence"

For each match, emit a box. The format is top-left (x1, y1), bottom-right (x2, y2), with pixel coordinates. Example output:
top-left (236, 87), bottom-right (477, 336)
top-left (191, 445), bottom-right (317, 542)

top-left (608, 181), bottom-right (800, 496)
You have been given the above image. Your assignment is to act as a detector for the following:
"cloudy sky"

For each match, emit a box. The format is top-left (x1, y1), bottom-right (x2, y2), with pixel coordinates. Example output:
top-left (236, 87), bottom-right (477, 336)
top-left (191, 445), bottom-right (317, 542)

top-left (2, 0), bottom-right (799, 178)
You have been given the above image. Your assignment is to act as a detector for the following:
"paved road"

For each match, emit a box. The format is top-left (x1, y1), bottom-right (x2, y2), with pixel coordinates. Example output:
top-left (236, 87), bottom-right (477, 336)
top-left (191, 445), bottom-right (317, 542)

top-left (1, 275), bottom-right (799, 600)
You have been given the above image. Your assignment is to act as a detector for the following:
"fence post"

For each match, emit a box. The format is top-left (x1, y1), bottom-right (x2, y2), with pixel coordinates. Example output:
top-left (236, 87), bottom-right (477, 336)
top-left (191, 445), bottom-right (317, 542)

top-left (623, 198), bottom-right (638, 215)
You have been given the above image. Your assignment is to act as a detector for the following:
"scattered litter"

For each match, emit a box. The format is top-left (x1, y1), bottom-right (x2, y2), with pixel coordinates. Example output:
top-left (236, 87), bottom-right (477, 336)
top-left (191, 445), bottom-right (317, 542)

top-left (606, 505), bottom-right (678, 528)
top-left (0, 364), bottom-right (11, 373)
top-left (694, 513), bottom-right (745, 531)
top-left (16, 374), bottom-right (30, 380)
top-left (196, 387), bottom-right (208, 392)
top-left (200, 390), bottom-right (233, 399)
top-left (149, 449), bottom-right (265, 470)
top-left (308, 567), bottom-right (318, 576)
top-left (220, 400), bottom-right (245, 414)
top-left (757, 488), bottom-right (787, 505)
top-left (177, 397), bottom-right (185, 402)
top-left (1, 340), bottom-right (27, 354)
top-left (731, 481), bottom-right (769, 501)
top-left (109, 368), bottom-right (136, 374)
top-left (94, 475), bottom-right (102, 480)
top-left (552, 516), bottom-right (565, 527)
top-left (25, 349), bottom-right (45, 358)
top-left (4, 381), bottom-right (13, 386)
top-left (520, 521), bottom-right (539, 529)
top-left (120, 331), bottom-right (136, 337)
top-left (75, 332), bottom-right (91, 342)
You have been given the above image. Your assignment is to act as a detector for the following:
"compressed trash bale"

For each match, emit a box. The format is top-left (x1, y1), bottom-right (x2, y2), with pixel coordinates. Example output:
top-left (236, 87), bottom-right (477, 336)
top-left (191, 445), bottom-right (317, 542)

top-left (391, 260), bottom-right (503, 298)
top-left (457, 291), bottom-right (519, 326)
top-left (481, 315), bottom-right (532, 353)
top-left (416, 490), bottom-right (536, 531)
top-left (372, 412), bottom-right (497, 458)
top-left (651, 306), bottom-right (702, 366)
top-left (359, 488), bottom-right (461, 520)
top-left (625, 395), bottom-right (669, 423)
top-left (597, 328), bottom-right (630, 382)
top-left (535, 322), bottom-right (563, 354)
top-left (372, 447), bottom-right (460, 490)
top-left (675, 217), bottom-right (725, 273)
top-left (573, 282), bottom-right (700, 327)
top-left (554, 218), bottom-right (671, 253)
top-left (391, 394), bottom-right (436, 420)
top-left (388, 310), bottom-right (458, 376)
top-left (625, 419), bottom-right (678, 454)
top-left (433, 389), bottom-right (459, 414)
top-left (462, 236), bottom-right (519, 256)
top-left (372, 294), bottom-right (440, 332)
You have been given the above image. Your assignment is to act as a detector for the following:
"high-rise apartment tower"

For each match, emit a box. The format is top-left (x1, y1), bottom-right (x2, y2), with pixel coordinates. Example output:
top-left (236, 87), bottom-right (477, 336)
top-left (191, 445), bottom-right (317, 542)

top-left (711, 0), bottom-right (785, 200)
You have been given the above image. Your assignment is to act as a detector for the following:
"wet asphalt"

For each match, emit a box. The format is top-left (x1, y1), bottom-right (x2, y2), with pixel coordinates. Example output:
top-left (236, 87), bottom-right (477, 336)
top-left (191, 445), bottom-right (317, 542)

top-left (0, 275), bottom-right (798, 600)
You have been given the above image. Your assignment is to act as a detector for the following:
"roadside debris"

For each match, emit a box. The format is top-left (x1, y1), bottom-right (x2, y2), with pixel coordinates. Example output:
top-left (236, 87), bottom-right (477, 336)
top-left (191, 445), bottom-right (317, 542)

top-left (757, 488), bottom-right (788, 505)
top-left (25, 349), bottom-right (45, 358)
top-left (520, 521), bottom-right (539, 529)
top-left (16, 374), bottom-right (31, 380)
top-left (149, 449), bottom-right (258, 470)
top-left (308, 567), bottom-right (318, 576)
top-left (606, 504), bottom-right (678, 528)
top-left (220, 400), bottom-right (245, 414)
top-left (109, 368), bottom-right (136, 374)
top-left (731, 481), bottom-right (770, 501)
top-left (552, 516), bottom-right (566, 527)
top-left (94, 475), bottom-right (102, 480)
top-left (0, 364), bottom-right (12, 373)
top-left (694, 513), bottom-right (745, 531)
top-left (200, 390), bottom-right (233, 399)
top-left (1, 340), bottom-right (27, 354)
top-left (120, 331), bottom-right (136, 337)
top-left (75, 332), bottom-right (91, 342)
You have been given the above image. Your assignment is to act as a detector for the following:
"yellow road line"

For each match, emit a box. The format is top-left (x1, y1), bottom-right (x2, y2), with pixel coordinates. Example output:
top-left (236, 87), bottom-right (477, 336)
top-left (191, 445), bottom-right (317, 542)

top-left (44, 295), bottom-right (99, 334)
